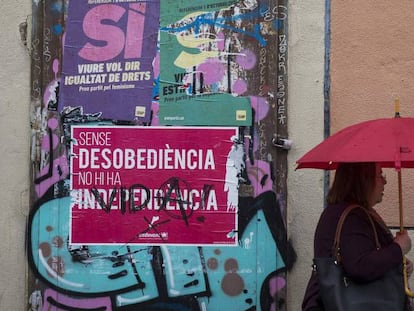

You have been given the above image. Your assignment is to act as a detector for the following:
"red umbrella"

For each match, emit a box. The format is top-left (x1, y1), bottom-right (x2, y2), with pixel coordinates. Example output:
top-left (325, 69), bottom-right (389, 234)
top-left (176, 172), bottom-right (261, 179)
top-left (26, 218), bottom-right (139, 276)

top-left (296, 110), bottom-right (414, 296)
top-left (296, 115), bottom-right (414, 225)
top-left (296, 116), bottom-right (414, 170)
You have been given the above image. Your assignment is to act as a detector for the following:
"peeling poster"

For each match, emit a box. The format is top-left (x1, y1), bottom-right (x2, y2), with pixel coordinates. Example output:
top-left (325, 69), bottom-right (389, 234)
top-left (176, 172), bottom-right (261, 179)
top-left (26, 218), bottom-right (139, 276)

top-left (159, 0), bottom-right (252, 126)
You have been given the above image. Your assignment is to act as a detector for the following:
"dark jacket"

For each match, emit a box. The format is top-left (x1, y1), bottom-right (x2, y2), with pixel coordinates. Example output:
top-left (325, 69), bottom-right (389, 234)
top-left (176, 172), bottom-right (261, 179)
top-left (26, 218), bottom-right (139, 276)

top-left (302, 203), bottom-right (403, 310)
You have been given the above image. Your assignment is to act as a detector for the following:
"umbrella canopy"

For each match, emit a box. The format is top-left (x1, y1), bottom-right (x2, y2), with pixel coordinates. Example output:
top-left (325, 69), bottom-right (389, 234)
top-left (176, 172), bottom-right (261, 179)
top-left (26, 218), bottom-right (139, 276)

top-left (296, 117), bottom-right (414, 170)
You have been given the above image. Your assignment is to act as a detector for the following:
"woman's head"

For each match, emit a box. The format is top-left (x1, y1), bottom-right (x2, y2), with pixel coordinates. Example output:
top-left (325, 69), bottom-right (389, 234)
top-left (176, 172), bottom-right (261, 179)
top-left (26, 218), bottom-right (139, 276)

top-left (326, 162), bottom-right (386, 208)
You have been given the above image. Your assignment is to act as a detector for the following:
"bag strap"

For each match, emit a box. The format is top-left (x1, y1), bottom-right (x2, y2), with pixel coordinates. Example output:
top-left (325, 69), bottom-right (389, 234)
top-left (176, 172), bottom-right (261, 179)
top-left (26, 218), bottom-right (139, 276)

top-left (333, 204), bottom-right (380, 263)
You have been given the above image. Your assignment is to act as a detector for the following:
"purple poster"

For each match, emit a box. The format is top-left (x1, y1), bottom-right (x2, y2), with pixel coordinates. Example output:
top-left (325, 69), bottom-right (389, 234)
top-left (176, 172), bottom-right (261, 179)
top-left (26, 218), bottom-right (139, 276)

top-left (60, 0), bottom-right (159, 122)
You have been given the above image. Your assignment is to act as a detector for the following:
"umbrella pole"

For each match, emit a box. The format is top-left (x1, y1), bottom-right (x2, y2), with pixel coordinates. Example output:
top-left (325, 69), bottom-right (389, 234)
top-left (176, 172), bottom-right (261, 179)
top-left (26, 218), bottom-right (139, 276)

top-left (393, 100), bottom-right (414, 296)
top-left (398, 170), bottom-right (414, 297)
top-left (399, 170), bottom-right (403, 232)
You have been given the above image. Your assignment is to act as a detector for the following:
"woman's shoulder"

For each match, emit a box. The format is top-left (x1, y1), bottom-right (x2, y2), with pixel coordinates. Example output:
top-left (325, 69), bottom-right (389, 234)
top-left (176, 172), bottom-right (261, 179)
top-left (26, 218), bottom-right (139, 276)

top-left (314, 203), bottom-right (350, 256)
top-left (315, 203), bottom-right (348, 235)
top-left (318, 203), bottom-right (370, 232)
top-left (323, 203), bottom-right (368, 219)
top-left (321, 202), bottom-right (349, 220)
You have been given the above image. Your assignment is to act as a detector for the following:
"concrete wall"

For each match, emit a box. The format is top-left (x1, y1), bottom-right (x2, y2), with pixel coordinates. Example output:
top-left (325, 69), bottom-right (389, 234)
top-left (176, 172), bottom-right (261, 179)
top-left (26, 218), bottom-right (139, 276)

top-left (287, 0), bottom-right (326, 309)
top-left (0, 1), bottom-right (31, 310)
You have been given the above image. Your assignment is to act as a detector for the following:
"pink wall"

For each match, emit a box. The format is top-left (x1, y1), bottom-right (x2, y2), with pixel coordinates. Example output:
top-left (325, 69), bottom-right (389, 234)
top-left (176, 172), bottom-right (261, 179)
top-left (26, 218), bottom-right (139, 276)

top-left (331, 0), bottom-right (414, 226)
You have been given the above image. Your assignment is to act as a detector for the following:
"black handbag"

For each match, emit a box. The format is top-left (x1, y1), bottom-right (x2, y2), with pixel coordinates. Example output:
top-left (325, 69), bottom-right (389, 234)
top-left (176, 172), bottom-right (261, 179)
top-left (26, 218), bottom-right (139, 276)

top-left (313, 204), bottom-right (407, 311)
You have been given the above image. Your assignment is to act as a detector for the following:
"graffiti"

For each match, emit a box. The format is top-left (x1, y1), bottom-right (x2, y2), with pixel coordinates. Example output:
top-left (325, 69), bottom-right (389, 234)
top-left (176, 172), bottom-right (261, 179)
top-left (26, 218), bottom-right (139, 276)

top-left (262, 4), bottom-right (287, 22)
top-left (85, 177), bottom-right (213, 218)
top-left (277, 34), bottom-right (287, 125)
top-left (33, 115), bottom-right (70, 198)
top-left (28, 190), bottom-right (293, 310)
top-left (161, 7), bottom-right (267, 48)
top-left (43, 27), bottom-right (53, 63)
top-left (28, 289), bottom-right (42, 311)
top-left (28, 0), bottom-right (294, 310)
top-left (44, 288), bottom-right (111, 310)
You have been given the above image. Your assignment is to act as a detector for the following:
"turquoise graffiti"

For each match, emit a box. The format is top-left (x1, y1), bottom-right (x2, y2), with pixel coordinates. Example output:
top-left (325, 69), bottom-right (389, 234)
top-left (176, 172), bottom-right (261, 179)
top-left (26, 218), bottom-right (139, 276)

top-left (29, 191), bottom-right (293, 310)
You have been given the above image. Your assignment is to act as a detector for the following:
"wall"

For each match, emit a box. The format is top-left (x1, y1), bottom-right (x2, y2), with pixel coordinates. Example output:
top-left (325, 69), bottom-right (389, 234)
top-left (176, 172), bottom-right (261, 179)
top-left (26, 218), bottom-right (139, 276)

top-left (0, 1), bottom-right (31, 310)
top-left (286, 0), bottom-right (326, 310)
top-left (26, 1), bottom-right (305, 310)
top-left (7, 1), bottom-right (411, 309)
top-left (330, 0), bottom-right (414, 227)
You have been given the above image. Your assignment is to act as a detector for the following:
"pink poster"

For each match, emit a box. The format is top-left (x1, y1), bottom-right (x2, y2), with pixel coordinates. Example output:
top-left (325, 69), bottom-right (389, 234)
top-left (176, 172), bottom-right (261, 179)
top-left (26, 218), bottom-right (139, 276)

top-left (70, 126), bottom-right (239, 245)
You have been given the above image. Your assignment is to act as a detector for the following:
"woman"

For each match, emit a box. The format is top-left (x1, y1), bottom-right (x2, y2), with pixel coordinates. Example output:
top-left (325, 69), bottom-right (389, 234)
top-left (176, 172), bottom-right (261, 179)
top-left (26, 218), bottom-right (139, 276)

top-left (302, 162), bottom-right (413, 310)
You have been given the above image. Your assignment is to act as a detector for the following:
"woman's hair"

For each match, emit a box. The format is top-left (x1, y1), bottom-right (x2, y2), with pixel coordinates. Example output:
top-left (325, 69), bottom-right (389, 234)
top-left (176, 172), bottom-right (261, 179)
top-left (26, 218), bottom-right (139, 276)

top-left (326, 162), bottom-right (377, 208)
